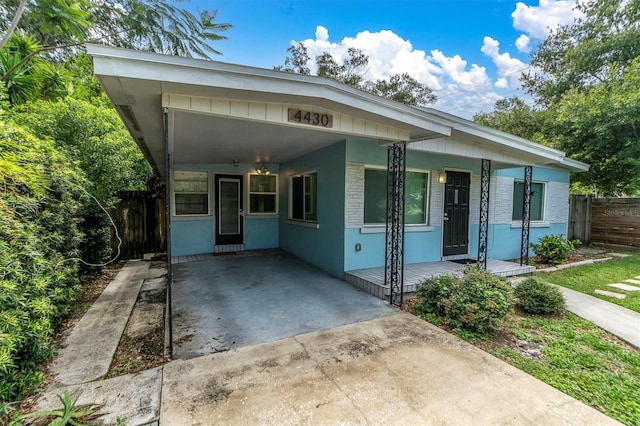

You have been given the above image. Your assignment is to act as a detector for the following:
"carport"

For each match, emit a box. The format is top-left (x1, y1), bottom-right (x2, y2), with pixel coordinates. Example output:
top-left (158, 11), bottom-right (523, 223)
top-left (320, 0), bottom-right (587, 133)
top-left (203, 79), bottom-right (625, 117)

top-left (170, 250), bottom-right (394, 359)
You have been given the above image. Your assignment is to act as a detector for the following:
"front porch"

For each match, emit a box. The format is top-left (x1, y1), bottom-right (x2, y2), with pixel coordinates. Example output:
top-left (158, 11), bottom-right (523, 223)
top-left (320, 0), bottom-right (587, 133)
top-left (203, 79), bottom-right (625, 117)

top-left (345, 259), bottom-right (535, 299)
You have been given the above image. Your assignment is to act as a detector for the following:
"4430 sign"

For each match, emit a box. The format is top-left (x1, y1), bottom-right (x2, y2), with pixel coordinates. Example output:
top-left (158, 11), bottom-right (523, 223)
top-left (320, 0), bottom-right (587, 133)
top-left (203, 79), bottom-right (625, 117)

top-left (288, 108), bottom-right (333, 128)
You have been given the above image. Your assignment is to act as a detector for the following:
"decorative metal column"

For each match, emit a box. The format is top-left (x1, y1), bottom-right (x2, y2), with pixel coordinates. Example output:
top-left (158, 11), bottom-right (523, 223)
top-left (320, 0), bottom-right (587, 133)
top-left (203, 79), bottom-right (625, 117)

top-left (385, 142), bottom-right (406, 306)
top-left (520, 166), bottom-right (533, 266)
top-left (477, 159), bottom-right (491, 269)
top-left (163, 107), bottom-right (173, 358)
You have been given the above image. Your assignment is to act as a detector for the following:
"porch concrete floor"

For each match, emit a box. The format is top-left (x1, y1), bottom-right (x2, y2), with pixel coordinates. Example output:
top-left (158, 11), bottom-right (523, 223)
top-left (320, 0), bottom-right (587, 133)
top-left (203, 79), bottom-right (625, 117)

top-left (345, 258), bottom-right (535, 298)
top-left (171, 250), bottom-right (395, 359)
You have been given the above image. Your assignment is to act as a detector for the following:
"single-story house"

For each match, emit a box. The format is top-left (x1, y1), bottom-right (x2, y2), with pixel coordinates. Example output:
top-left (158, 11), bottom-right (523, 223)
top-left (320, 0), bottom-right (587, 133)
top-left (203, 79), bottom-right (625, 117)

top-left (87, 44), bottom-right (587, 300)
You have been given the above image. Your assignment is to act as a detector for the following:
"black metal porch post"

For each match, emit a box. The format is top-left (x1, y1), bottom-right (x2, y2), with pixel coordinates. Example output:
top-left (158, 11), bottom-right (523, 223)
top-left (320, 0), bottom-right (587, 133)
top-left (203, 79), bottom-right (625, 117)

top-left (520, 166), bottom-right (532, 266)
top-left (478, 159), bottom-right (491, 269)
top-left (163, 107), bottom-right (173, 358)
top-left (385, 142), bottom-right (406, 306)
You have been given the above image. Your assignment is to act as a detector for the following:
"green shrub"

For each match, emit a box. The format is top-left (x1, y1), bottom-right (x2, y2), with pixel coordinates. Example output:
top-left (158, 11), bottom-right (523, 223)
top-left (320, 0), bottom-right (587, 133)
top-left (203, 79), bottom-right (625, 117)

top-left (443, 270), bottom-right (515, 334)
top-left (515, 278), bottom-right (565, 315)
top-left (0, 121), bottom-right (86, 402)
top-left (529, 234), bottom-right (580, 265)
top-left (414, 270), bottom-right (515, 335)
top-left (414, 274), bottom-right (459, 317)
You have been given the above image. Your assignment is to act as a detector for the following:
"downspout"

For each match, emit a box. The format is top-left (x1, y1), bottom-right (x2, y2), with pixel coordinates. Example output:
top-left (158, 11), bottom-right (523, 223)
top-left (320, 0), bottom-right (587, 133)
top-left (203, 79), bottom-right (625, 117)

top-left (163, 107), bottom-right (173, 358)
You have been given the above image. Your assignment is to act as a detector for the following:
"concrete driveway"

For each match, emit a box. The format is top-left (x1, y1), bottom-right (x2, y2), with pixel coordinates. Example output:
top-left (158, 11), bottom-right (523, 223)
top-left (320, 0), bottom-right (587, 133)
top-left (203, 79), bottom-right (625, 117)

top-left (161, 311), bottom-right (618, 425)
top-left (171, 250), bottom-right (394, 359)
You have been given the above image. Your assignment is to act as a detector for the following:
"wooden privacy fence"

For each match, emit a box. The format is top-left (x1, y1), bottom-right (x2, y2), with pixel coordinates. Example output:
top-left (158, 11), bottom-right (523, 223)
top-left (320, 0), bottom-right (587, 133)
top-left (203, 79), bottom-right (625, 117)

top-left (569, 196), bottom-right (640, 248)
top-left (110, 191), bottom-right (167, 260)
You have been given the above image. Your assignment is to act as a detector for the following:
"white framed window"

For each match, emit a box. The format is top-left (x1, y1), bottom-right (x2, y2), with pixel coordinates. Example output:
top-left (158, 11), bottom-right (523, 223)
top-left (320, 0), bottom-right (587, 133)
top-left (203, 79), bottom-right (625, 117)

top-left (364, 168), bottom-right (429, 225)
top-left (512, 180), bottom-right (545, 221)
top-left (173, 170), bottom-right (209, 216)
top-left (290, 172), bottom-right (317, 222)
top-left (248, 174), bottom-right (278, 214)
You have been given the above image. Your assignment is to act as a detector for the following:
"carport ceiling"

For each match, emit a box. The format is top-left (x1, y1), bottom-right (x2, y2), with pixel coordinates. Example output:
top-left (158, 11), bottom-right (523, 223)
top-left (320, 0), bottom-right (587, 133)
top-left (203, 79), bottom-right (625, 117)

top-left (172, 111), bottom-right (346, 164)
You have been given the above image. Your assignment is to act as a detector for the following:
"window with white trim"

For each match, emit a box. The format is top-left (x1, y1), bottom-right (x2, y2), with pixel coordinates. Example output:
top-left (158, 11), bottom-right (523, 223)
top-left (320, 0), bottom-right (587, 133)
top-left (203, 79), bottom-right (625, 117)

top-left (174, 171), bottom-right (209, 215)
top-left (248, 174), bottom-right (278, 214)
top-left (290, 172), bottom-right (317, 222)
top-left (512, 181), bottom-right (545, 221)
top-left (364, 169), bottom-right (429, 225)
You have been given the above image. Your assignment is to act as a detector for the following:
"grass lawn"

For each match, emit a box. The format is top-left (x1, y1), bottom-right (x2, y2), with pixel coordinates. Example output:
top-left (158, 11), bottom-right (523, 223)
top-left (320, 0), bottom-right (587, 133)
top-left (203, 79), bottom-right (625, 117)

top-left (542, 254), bottom-right (640, 313)
top-left (476, 311), bottom-right (640, 425)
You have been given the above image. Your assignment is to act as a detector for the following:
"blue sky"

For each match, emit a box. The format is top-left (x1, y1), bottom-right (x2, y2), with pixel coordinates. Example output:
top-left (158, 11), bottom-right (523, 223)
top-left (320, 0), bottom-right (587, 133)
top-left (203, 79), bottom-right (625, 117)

top-left (192, 1), bottom-right (582, 118)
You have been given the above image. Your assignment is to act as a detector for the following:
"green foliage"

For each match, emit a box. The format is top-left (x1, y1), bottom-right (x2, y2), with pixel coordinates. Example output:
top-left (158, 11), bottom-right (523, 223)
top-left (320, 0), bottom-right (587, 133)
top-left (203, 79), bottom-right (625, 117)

top-left (2, 391), bottom-right (101, 425)
top-left (0, 119), bottom-right (87, 402)
top-left (414, 274), bottom-right (458, 317)
top-left (415, 270), bottom-right (515, 334)
top-left (529, 234), bottom-right (580, 265)
top-left (543, 254), bottom-right (640, 314)
top-left (492, 313), bottom-right (640, 425)
top-left (522, 0), bottom-right (640, 105)
top-left (1, 0), bottom-right (230, 59)
top-left (9, 97), bottom-right (152, 265)
top-left (473, 97), bottom-right (549, 144)
top-left (443, 270), bottom-right (515, 334)
top-left (515, 278), bottom-right (565, 315)
top-left (275, 43), bottom-right (437, 106)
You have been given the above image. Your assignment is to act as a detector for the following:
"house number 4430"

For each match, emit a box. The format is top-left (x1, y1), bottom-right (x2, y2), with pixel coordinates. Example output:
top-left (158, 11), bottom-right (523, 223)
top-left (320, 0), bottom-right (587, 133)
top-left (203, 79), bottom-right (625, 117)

top-left (288, 108), bottom-right (333, 128)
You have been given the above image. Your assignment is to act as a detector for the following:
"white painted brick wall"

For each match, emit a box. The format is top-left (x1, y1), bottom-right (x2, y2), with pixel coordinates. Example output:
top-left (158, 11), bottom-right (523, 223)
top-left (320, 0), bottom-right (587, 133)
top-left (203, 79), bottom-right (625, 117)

top-left (345, 163), bottom-right (364, 228)
top-left (491, 175), bottom-right (569, 224)
top-left (430, 171), bottom-right (443, 227)
top-left (492, 175), bottom-right (515, 224)
top-left (546, 181), bottom-right (570, 223)
top-left (343, 165), bottom-right (573, 228)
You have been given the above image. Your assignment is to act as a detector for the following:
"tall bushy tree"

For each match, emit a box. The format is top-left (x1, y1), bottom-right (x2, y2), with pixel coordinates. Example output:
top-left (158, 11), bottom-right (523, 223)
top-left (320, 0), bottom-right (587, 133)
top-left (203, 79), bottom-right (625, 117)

top-left (478, 0), bottom-right (640, 195)
top-left (473, 98), bottom-right (549, 144)
top-left (9, 97), bottom-right (153, 264)
top-left (276, 42), bottom-right (437, 107)
top-left (522, 0), bottom-right (640, 105)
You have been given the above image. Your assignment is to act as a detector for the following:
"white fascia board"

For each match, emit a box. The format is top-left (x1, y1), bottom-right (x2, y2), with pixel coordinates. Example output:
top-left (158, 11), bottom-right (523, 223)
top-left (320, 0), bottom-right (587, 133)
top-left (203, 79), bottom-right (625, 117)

top-left (87, 44), bottom-right (452, 138)
top-left (560, 157), bottom-right (590, 172)
top-left (419, 107), bottom-right (567, 161)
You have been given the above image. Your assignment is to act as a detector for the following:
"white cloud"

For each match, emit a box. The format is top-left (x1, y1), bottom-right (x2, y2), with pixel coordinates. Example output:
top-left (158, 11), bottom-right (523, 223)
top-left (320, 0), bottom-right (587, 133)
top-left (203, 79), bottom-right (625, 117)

top-left (294, 26), bottom-right (499, 118)
top-left (512, 0), bottom-right (583, 40)
top-left (515, 34), bottom-right (531, 53)
top-left (481, 37), bottom-right (529, 89)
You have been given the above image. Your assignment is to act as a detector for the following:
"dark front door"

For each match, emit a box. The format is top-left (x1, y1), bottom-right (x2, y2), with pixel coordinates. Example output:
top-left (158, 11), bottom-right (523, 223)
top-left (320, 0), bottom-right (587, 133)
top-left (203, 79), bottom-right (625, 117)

top-left (443, 171), bottom-right (470, 256)
top-left (215, 174), bottom-right (243, 245)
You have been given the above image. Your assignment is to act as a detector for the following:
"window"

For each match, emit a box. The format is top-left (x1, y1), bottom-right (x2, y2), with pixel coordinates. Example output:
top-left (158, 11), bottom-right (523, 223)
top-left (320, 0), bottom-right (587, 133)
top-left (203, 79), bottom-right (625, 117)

top-left (290, 173), bottom-right (317, 221)
top-left (248, 174), bottom-right (278, 214)
top-left (364, 169), bottom-right (428, 225)
top-left (174, 171), bottom-right (209, 215)
top-left (512, 181), bottom-right (545, 221)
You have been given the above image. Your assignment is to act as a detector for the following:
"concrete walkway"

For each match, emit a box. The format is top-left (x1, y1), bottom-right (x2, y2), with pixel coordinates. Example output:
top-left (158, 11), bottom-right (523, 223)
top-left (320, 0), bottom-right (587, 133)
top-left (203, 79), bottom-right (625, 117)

top-left (48, 261), bottom-right (152, 385)
top-left (559, 286), bottom-right (640, 348)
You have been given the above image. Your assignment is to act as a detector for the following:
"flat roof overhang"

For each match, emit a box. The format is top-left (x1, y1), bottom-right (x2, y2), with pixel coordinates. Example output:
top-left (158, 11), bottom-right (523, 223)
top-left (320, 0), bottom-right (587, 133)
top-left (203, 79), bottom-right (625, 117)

top-left (86, 44), bottom-right (588, 176)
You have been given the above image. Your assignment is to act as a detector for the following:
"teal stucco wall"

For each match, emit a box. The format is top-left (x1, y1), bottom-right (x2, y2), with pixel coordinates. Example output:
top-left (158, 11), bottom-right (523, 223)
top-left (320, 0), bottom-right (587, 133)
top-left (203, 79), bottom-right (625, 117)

top-left (279, 141), bottom-right (346, 278)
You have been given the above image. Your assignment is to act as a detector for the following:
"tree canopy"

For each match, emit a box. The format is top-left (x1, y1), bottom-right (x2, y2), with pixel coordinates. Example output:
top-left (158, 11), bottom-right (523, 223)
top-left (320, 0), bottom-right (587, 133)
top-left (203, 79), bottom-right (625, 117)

top-left (275, 42), bottom-right (437, 107)
top-left (476, 0), bottom-right (640, 196)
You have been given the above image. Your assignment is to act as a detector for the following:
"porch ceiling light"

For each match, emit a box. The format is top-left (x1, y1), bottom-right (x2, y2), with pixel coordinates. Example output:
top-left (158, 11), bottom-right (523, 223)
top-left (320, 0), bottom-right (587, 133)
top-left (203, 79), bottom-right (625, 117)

top-left (256, 165), bottom-right (270, 175)
top-left (438, 171), bottom-right (447, 184)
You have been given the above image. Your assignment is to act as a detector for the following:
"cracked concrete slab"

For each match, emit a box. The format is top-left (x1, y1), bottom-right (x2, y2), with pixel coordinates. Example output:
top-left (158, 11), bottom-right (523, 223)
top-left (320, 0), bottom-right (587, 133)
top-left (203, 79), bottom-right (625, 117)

top-left (141, 277), bottom-right (167, 292)
top-left (160, 311), bottom-right (619, 425)
top-left (37, 367), bottom-right (162, 425)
